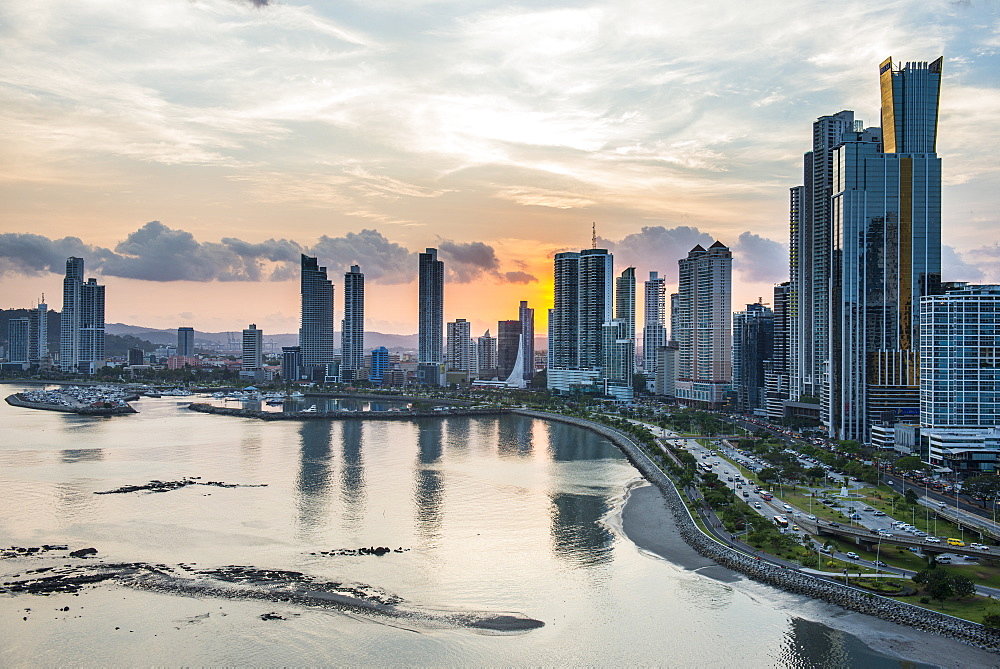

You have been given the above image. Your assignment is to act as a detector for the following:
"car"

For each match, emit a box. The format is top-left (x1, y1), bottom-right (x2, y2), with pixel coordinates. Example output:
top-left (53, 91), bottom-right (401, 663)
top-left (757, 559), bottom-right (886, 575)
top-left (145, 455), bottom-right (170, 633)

top-left (878, 531), bottom-right (893, 538)
top-left (863, 507), bottom-right (874, 512)
top-left (792, 525), bottom-right (800, 531)
top-left (753, 502), bottom-right (762, 509)
top-left (873, 560), bottom-right (888, 567)
top-left (970, 543), bottom-right (989, 551)
top-left (829, 522), bottom-right (840, 527)
top-left (925, 537), bottom-right (942, 543)
top-left (846, 551), bottom-right (860, 560)
top-left (873, 511), bottom-right (886, 517)
top-left (849, 513), bottom-right (861, 520)
top-left (936, 556), bottom-right (952, 564)
top-left (742, 491), bottom-right (750, 498)
top-left (964, 555), bottom-right (980, 562)
top-left (783, 504), bottom-right (793, 512)
top-left (947, 538), bottom-right (966, 547)
top-left (820, 546), bottom-right (832, 554)
top-left (807, 515), bottom-right (816, 521)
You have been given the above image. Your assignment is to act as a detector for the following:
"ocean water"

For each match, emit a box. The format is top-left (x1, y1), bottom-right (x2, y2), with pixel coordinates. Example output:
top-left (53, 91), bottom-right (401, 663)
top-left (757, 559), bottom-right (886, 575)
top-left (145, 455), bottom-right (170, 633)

top-left (0, 393), bottom-right (975, 666)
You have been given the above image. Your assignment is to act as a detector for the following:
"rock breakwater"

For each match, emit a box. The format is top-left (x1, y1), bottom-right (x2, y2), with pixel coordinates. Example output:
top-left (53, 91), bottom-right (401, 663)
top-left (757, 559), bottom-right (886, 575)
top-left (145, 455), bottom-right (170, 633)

top-left (513, 409), bottom-right (1000, 652)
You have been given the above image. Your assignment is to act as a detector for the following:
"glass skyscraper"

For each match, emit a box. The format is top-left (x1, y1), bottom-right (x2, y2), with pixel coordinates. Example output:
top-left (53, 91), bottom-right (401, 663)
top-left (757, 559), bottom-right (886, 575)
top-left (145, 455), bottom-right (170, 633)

top-left (828, 57), bottom-right (943, 441)
top-left (418, 248), bottom-right (444, 384)
top-left (341, 264), bottom-right (365, 379)
top-left (299, 254), bottom-right (335, 378)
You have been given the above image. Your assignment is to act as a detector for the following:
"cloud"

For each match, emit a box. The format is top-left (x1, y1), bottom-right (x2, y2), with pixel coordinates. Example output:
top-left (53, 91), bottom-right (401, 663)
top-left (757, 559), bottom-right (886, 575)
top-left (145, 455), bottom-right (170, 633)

top-left (436, 240), bottom-right (539, 284)
top-left (601, 225), bottom-right (715, 282)
top-left (732, 231), bottom-right (788, 283)
top-left (0, 233), bottom-right (107, 276)
top-left (959, 243), bottom-right (1000, 283)
top-left (504, 271), bottom-right (537, 284)
top-left (308, 229), bottom-right (414, 284)
top-left (0, 223), bottom-right (534, 285)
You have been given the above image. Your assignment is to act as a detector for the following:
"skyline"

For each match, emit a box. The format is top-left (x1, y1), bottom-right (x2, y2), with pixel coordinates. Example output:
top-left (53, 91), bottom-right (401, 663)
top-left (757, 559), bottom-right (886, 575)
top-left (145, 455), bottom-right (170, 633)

top-left (2, 1), bottom-right (1000, 336)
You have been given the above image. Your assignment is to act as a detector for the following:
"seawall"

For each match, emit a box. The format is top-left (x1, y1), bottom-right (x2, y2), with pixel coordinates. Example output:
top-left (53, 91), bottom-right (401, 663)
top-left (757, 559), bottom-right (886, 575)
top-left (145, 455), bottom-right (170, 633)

top-left (187, 402), bottom-right (508, 421)
top-left (512, 409), bottom-right (1000, 652)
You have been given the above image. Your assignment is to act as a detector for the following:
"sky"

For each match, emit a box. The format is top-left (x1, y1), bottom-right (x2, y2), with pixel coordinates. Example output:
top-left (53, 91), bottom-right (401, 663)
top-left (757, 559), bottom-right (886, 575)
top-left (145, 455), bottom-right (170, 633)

top-left (2, 0), bottom-right (999, 338)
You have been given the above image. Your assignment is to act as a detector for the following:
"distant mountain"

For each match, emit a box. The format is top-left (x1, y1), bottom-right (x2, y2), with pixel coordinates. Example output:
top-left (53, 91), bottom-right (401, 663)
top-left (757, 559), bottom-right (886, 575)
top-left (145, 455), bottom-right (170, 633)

top-left (104, 323), bottom-right (420, 352)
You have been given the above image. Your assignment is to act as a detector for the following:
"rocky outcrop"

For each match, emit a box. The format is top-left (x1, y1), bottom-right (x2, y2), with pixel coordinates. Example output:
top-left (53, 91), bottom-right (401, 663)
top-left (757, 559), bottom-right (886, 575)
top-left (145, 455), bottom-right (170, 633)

top-left (513, 409), bottom-right (1000, 652)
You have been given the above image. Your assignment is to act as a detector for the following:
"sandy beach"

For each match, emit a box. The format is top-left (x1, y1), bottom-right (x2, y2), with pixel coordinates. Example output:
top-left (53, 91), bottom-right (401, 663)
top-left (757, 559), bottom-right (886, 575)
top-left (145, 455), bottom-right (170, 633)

top-left (618, 481), bottom-right (1000, 667)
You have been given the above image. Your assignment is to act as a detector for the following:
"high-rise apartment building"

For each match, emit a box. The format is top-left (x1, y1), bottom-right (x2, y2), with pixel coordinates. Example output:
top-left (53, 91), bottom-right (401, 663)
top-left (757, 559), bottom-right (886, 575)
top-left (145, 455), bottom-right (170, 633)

top-left (299, 254), bottom-right (335, 379)
top-left (418, 248), bottom-right (444, 384)
top-left (643, 271), bottom-right (667, 379)
top-left (242, 324), bottom-right (263, 371)
top-left (733, 303), bottom-right (774, 414)
top-left (177, 327), bottom-right (195, 357)
top-left (789, 110), bottom-right (855, 403)
top-left (763, 282), bottom-right (791, 420)
top-left (616, 267), bottom-right (636, 372)
top-left (547, 247), bottom-right (613, 392)
top-left (7, 318), bottom-right (29, 363)
top-left (28, 297), bottom-right (47, 367)
top-left (920, 284), bottom-right (1000, 430)
top-left (341, 264), bottom-right (365, 379)
top-left (674, 242), bottom-right (732, 408)
top-left (477, 329), bottom-right (497, 378)
top-left (827, 57), bottom-right (943, 442)
top-left (518, 300), bottom-right (534, 382)
top-left (59, 257), bottom-right (105, 374)
top-left (446, 318), bottom-right (473, 372)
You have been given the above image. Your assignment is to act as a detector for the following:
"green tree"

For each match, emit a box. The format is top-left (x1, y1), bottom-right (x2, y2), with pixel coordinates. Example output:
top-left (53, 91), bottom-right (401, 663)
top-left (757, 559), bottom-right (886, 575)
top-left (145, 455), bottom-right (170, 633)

top-left (757, 467), bottom-right (779, 483)
top-left (952, 575), bottom-right (975, 599)
top-left (961, 475), bottom-right (1000, 501)
top-left (904, 488), bottom-right (919, 505)
top-left (894, 455), bottom-right (924, 474)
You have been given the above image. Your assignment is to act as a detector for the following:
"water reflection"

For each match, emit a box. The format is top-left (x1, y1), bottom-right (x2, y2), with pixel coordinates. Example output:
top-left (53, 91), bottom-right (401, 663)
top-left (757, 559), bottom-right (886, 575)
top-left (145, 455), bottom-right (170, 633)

top-left (498, 414), bottom-right (533, 458)
top-left (296, 420), bottom-right (333, 537)
top-left (775, 617), bottom-right (927, 669)
top-left (546, 422), bottom-right (624, 461)
top-left (414, 420), bottom-right (444, 542)
top-left (340, 420), bottom-right (366, 529)
top-left (549, 491), bottom-right (614, 567)
top-left (60, 448), bottom-right (104, 463)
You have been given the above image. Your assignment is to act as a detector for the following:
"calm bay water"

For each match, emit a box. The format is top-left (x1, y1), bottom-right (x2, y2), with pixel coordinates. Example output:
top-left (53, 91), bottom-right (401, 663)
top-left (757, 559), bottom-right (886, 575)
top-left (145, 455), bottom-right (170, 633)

top-left (0, 393), bottom-right (986, 666)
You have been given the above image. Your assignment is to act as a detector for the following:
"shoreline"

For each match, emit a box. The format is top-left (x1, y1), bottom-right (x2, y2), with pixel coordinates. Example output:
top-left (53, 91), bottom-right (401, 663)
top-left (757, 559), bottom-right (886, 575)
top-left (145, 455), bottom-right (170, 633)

top-left (4, 392), bottom-right (137, 416)
top-left (617, 482), bottom-right (1000, 667)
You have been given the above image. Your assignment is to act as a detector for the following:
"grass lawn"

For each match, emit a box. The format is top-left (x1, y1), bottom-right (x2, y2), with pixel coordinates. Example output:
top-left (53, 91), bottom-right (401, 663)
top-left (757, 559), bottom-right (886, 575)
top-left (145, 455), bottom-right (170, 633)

top-left (892, 593), bottom-right (1000, 624)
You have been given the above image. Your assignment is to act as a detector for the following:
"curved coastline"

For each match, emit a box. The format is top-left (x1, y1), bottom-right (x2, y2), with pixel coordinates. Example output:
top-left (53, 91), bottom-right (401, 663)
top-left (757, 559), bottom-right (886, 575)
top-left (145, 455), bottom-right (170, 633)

top-left (513, 408), bottom-right (1000, 653)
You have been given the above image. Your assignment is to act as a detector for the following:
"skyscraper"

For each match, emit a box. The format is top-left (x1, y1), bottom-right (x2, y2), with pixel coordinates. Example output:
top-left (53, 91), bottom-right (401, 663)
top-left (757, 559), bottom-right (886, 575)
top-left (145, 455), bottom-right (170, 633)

top-left (920, 283), bottom-right (1000, 431)
top-left (242, 324), bottom-right (263, 371)
top-left (763, 282), bottom-right (791, 421)
top-left (733, 303), bottom-right (774, 414)
top-left (299, 254), bottom-right (335, 379)
top-left (477, 329), bottom-right (497, 378)
top-left (418, 248), bottom-right (444, 384)
top-left (59, 257), bottom-right (105, 374)
top-left (547, 247), bottom-right (613, 392)
top-left (59, 257), bottom-right (83, 372)
top-left (281, 346), bottom-right (302, 382)
top-left (497, 319), bottom-right (522, 381)
top-left (674, 242), bottom-right (732, 408)
top-left (446, 318), bottom-right (473, 372)
top-left (8, 318), bottom-right (28, 364)
top-left (518, 300), bottom-right (534, 382)
top-left (341, 264), bottom-right (365, 380)
top-left (789, 110), bottom-right (855, 404)
top-left (615, 267), bottom-right (636, 374)
top-left (643, 271), bottom-right (667, 380)
top-left (828, 57), bottom-right (943, 442)
top-left (28, 297), bottom-right (47, 367)
top-left (177, 327), bottom-right (195, 357)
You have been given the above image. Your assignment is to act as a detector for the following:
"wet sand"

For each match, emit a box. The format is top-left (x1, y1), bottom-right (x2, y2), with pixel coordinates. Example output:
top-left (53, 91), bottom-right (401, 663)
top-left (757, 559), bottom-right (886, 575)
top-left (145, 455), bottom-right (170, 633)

top-left (619, 482), bottom-right (1000, 667)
